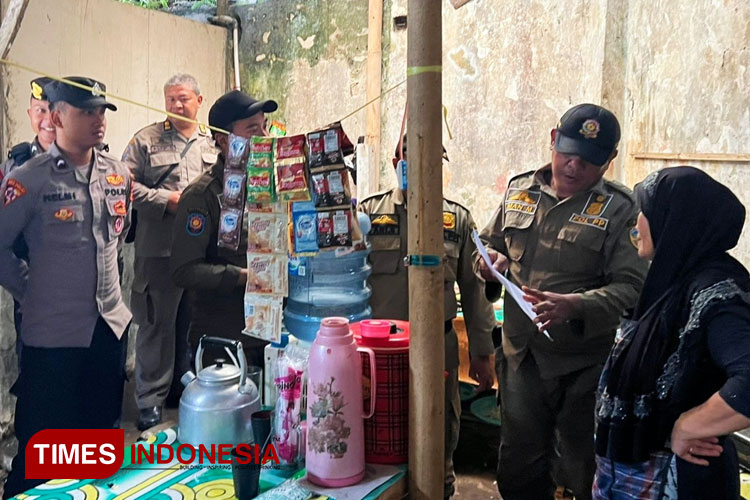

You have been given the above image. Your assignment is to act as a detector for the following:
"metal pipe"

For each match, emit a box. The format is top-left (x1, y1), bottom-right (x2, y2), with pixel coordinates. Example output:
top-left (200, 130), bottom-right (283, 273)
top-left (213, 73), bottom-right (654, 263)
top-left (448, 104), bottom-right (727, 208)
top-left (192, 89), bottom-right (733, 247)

top-left (209, 14), bottom-right (241, 90)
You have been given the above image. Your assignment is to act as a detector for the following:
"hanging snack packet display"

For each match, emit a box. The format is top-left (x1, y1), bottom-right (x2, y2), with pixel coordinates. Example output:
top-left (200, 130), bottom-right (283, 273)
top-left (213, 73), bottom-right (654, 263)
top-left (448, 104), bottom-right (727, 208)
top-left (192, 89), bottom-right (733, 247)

top-left (226, 134), bottom-right (250, 169)
top-left (307, 122), bottom-right (355, 172)
top-left (311, 167), bottom-right (351, 208)
top-left (217, 207), bottom-right (243, 250)
top-left (290, 201), bottom-right (318, 254)
top-left (247, 211), bottom-right (287, 253)
top-left (316, 207), bottom-right (352, 248)
top-left (222, 170), bottom-right (246, 209)
top-left (274, 134), bottom-right (306, 161)
top-left (246, 253), bottom-right (288, 295)
top-left (243, 294), bottom-right (283, 343)
top-left (247, 167), bottom-right (275, 203)
top-left (249, 136), bottom-right (274, 166)
top-left (275, 159), bottom-right (310, 202)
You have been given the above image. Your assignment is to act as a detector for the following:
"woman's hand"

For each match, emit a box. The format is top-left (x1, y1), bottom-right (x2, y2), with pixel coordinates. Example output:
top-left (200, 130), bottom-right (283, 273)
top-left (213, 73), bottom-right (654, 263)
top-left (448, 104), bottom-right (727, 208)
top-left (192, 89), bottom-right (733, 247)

top-left (671, 417), bottom-right (723, 466)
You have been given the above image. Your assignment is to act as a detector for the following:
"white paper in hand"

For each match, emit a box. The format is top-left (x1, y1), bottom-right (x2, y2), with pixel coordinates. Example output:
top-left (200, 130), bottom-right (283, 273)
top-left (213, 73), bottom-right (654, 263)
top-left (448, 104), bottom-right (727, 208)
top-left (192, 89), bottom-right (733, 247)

top-left (472, 229), bottom-right (553, 341)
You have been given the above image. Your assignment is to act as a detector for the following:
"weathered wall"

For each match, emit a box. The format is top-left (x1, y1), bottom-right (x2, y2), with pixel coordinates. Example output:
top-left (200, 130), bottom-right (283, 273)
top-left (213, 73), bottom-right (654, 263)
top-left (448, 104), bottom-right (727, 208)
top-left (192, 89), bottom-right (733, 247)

top-left (234, 0), bottom-right (749, 257)
top-left (0, 0), bottom-right (227, 482)
top-left (620, 0), bottom-right (750, 263)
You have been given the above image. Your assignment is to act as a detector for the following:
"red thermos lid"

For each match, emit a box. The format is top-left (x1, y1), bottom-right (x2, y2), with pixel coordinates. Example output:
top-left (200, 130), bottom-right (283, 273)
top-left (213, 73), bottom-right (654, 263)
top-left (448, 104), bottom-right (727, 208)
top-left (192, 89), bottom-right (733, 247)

top-left (352, 319), bottom-right (409, 349)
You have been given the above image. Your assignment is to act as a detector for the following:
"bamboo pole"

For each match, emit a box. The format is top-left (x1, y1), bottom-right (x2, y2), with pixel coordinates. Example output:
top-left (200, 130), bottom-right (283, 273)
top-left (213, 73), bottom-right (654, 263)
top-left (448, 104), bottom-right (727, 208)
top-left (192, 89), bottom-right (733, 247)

top-left (407, 0), bottom-right (444, 498)
top-left (364, 0), bottom-right (383, 198)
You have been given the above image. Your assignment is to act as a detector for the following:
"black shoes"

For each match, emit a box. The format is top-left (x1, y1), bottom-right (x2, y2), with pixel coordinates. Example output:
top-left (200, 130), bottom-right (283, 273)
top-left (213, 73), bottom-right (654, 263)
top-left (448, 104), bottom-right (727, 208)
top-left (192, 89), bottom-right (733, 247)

top-left (137, 406), bottom-right (162, 431)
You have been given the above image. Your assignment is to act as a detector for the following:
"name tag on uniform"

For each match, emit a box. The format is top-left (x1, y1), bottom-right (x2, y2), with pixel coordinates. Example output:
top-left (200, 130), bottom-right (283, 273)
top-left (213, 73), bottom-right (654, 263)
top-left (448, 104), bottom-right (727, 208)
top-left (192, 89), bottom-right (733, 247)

top-left (504, 189), bottom-right (541, 215)
top-left (569, 193), bottom-right (613, 230)
top-left (569, 213), bottom-right (608, 230)
top-left (370, 214), bottom-right (400, 235)
top-left (150, 144), bottom-right (177, 154)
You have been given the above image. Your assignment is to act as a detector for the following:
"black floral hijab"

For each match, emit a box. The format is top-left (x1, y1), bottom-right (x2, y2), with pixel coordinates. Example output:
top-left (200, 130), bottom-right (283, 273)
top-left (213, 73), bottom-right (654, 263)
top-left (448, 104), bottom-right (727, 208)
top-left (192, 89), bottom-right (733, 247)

top-left (595, 166), bottom-right (749, 463)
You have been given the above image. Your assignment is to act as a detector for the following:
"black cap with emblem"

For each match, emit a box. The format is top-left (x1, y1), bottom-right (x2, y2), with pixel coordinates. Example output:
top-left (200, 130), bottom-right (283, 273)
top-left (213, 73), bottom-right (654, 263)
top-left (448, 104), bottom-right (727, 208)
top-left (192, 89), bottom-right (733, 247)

top-left (44, 76), bottom-right (117, 111)
top-left (554, 103), bottom-right (620, 167)
top-left (208, 90), bottom-right (278, 132)
top-left (30, 77), bottom-right (53, 101)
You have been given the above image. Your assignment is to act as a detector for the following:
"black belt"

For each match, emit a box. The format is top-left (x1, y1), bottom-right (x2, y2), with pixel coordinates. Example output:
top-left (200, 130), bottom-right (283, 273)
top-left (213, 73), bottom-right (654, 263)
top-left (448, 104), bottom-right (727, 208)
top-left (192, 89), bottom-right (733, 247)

top-left (445, 319), bottom-right (454, 333)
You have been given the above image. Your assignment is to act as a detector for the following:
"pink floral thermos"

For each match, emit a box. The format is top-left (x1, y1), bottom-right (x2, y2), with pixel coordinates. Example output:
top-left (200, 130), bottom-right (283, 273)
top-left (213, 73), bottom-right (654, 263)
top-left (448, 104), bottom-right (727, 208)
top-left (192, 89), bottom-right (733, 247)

top-left (306, 317), bottom-right (376, 487)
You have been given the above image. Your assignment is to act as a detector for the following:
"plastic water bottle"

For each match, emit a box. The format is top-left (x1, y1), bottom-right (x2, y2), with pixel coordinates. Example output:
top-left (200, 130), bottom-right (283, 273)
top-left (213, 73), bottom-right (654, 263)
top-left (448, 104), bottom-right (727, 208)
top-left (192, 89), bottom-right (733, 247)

top-left (284, 247), bottom-right (372, 343)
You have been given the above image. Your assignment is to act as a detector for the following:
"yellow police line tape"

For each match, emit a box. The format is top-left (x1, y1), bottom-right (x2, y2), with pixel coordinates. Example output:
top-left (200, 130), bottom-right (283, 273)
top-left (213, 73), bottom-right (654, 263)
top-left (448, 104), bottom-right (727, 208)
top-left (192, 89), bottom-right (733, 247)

top-left (0, 58), bottom-right (453, 141)
top-left (0, 57), bottom-right (231, 135)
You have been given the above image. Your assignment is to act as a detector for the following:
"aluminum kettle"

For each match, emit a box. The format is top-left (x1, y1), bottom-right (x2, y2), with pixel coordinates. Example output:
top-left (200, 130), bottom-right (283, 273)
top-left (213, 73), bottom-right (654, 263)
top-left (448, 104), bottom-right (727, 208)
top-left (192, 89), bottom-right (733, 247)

top-left (179, 336), bottom-right (260, 447)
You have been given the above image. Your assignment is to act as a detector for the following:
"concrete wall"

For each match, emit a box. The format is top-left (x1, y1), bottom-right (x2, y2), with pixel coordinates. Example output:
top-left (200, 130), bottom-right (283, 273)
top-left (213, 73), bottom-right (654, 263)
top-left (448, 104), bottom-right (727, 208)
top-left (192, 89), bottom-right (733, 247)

top-left (233, 0), bottom-right (749, 257)
top-left (620, 0), bottom-right (750, 264)
top-left (0, 0), bottom-right (227, 481)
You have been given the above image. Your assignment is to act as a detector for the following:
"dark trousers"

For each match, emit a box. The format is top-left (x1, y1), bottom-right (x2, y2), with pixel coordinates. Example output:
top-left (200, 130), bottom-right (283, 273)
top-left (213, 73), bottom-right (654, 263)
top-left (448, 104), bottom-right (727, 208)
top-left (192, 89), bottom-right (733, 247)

top-left (3, 318), bottom-right (128, 499)
top-left (496, 350), bottom-right (602, 500)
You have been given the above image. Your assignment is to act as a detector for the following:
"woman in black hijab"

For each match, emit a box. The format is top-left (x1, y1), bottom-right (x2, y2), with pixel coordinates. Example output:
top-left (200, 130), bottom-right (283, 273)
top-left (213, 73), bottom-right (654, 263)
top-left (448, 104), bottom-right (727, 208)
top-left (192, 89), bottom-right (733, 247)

top-left (593, 167), bottom-right (750, 499)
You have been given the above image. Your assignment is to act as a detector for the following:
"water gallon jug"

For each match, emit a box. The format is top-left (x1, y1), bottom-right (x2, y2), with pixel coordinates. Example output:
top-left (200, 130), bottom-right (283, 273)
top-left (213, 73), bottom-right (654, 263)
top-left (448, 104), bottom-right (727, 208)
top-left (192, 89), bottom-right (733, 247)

top-left (306, 317), bottom-right (376, 487)
top-left (351, 319), bottom-right (410, 464)
top-left (284, 247), bottom-right (372, 343)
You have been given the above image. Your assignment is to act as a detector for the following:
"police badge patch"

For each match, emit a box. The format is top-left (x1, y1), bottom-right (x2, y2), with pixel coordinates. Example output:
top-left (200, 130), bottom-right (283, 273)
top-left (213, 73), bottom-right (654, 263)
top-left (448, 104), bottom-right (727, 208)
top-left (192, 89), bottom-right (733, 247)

top-left (3, 179), bottom-right (27, 207)
top-left (114, 216), bottom-right (125, 235)
top-left (186, 212), bottom-right (206, 236)
top-left (629, 226), bottom-right (639, 249)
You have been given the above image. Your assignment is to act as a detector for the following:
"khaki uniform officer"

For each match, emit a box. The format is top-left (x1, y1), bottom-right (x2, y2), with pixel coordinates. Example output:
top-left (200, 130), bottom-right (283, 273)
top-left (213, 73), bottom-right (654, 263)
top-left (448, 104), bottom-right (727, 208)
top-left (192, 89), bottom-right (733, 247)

top-left (121, 74), bottom-right (218, 431)
top-left (0, 77), bottom-right (131, 499)
top-left (359, 136), bottom-right (496, 500)
top-left (477, 104), bottom-right (648, 500)
top-left (170, 90), bottom-right (278, 369)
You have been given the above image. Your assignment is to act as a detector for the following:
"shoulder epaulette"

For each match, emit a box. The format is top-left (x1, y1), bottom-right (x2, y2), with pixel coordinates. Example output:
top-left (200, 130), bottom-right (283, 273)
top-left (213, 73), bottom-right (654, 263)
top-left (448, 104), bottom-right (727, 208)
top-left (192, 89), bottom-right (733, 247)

top-left (360, 188), bottom-right (396, 205)
top-left (8, 142), bottom-right (33, 166)
top-left (190, 170), bottom-right (215, 193)
top-left (507, 169), bottom-right (537, 186)
top-left (603, 178), bottom-right (636, 203)
top-left (443, 196), bottom-right (472, 215)
top-left (130, 121), bottom-right (165, 138)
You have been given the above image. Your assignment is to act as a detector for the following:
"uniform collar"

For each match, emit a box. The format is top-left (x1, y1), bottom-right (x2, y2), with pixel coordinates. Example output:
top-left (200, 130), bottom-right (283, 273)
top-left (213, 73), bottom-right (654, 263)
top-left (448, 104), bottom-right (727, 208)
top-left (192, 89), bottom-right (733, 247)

top-left (533, 163), bottom-right (608, 199)
top-left (31, 137), bottom-right (43, 155)
top-left (48, 142), bottom-right (102, 184)
top-left (166, 118), bottom-right (208, 142)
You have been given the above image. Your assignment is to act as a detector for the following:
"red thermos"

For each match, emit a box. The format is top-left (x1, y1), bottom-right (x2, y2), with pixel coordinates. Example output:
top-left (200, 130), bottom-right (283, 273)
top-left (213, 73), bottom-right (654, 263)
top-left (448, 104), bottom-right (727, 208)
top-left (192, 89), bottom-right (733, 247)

top-left (352, 319), bottom-right (409, 464)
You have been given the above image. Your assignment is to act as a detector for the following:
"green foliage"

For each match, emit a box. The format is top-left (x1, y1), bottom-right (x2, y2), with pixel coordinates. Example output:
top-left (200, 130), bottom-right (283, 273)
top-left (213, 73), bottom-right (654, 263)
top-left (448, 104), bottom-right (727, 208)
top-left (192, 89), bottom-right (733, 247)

top-left (118, 0), bottom-right (169, 9)
top-left (191, 0), bottom-right (217, 10)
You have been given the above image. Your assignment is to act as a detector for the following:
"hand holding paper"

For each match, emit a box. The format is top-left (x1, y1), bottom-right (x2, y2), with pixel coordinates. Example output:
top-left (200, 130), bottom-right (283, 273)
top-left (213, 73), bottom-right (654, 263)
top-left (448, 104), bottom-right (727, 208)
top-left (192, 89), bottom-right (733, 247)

top-left (472, 230), bottom-right (553, 342)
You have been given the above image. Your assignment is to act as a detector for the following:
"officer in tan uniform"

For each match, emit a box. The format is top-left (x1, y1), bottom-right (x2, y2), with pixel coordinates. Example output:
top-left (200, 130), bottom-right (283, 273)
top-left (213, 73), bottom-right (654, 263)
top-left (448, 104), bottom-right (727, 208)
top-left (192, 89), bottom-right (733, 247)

top-left (170, 90), bottom-right (278, 368)
top-left (359, 136), bottom-right (495, 499)
top-left (121, 74), bottom-right (218, 430)
top-left (476, 104), bottom-right (648, 500)
top-left (0, 77), bottom-right (131, 498)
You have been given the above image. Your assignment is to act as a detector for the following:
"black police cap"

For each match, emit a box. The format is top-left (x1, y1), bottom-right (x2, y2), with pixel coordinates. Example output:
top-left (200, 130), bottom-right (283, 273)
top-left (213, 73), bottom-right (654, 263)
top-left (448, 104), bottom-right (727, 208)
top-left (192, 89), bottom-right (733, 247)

top-left (44, 76), bottom-right (117, 111)
top-left (554, 103), bottom-right (620, 167)
top-left (30, 77), bottom-right (53, 101)
top-left (208, 90), bottom-right (278, 131)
